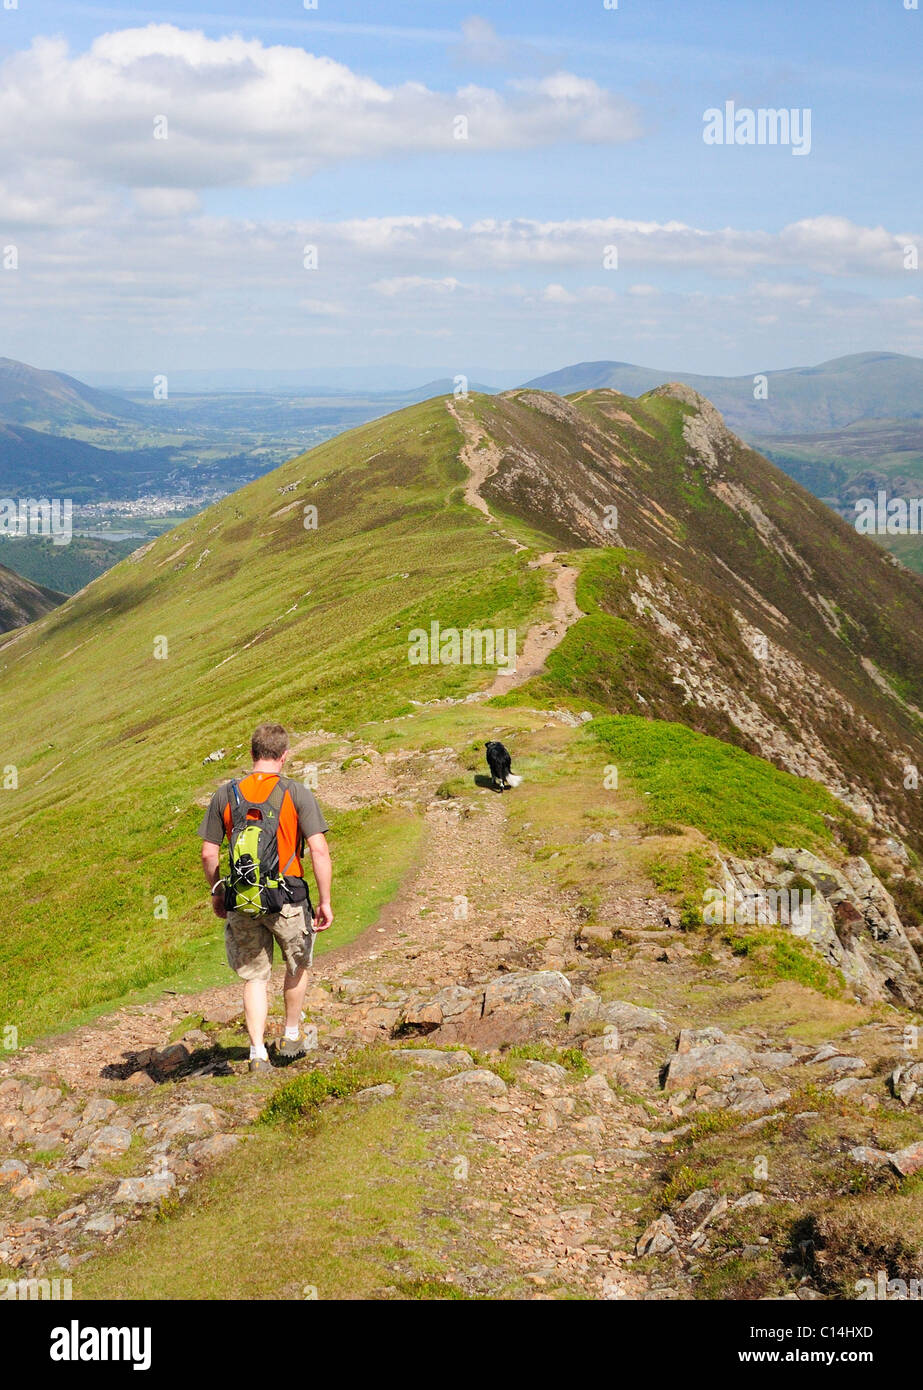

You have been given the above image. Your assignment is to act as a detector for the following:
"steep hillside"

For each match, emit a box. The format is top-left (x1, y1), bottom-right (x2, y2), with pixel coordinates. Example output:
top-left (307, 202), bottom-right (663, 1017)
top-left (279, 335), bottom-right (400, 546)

top-left (0, 559), bottom-right (64, 631)
top-left (525, 352), bottom-right (923, 436)
top-left (0, 419), bottom-right (180, 502)
top-left (471, 384), bottom-right (923, 852)
top-left (0, 534), bottom-right (139, 596)
top-left (4, 383), bottom-right (923, 1030)
top-left (754, 418), bottom-right (923, 577)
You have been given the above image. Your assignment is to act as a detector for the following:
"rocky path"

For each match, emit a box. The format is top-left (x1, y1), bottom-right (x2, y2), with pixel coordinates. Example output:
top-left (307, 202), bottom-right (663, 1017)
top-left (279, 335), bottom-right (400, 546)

top-left (446, 397), bottom-right (584, 696)
top-left (488, 555), bottom-right (581, 697)
top-left (446, 397), bottom-right (508, 529)
top-left (0, 725), bottom-right (681, 1295)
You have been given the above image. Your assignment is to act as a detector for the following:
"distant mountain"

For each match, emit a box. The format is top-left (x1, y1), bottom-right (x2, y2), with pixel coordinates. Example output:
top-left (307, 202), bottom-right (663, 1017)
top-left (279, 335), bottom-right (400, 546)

top-left (0, 357), bottom-right (147, 429)
top-left (78, 367), bottom-right (527, 393)
top-left (523, 352), bottom-right (923, 436)
top-left (0, 558), bottom-right (64, 632)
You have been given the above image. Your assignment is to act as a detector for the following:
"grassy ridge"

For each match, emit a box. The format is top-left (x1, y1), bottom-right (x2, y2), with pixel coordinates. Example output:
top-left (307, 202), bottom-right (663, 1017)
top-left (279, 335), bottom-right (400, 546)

top-left (0, 397), bottom-right (545, 1039)
top-left (1, 382), bottom-right (912, 1038)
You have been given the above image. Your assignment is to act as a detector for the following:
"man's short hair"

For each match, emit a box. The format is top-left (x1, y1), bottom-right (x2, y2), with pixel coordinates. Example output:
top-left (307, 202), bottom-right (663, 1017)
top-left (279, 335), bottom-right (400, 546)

top-left (251, 723), bottom-right (289, 761)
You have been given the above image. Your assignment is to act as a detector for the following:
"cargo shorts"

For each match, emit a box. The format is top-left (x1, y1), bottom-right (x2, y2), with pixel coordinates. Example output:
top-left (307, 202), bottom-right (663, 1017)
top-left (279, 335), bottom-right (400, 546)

top-left (224, 900), bottom-right (317, 982)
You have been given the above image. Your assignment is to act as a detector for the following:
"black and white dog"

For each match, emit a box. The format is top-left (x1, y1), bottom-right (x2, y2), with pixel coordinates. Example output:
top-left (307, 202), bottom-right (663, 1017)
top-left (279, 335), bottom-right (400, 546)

top-left (484, 741), bottom-right (522, 791)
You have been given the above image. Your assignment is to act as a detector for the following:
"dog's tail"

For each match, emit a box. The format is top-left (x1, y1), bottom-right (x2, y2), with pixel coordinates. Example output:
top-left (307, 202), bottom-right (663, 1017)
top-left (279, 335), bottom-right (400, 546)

top-left (506, 773), bottom-right (523, 787)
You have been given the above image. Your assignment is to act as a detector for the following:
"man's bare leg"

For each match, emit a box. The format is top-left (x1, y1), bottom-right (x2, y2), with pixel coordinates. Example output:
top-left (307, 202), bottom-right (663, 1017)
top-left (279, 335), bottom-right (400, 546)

top-left (283, 965), bottom-right (309, 1029)
top-left (243, 979), bottom-right (269, 1051)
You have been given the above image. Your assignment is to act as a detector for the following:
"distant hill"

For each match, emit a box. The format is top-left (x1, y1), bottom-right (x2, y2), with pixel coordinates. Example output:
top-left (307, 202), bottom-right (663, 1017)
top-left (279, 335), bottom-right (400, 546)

top-left (0, 559), bottom-right (65, 632)
top-left (524, 352), bottom-right (923, 435)
top-left (0, 419), bottom-right (182, 502)
top-left (754, 417), bottom-right (923, 498)
top-left (753, 417), bottom-right (923, 577)
top-left (0, 357), bottom-right (148, 430)
top-left (0, 534), bottom-right (140, 595)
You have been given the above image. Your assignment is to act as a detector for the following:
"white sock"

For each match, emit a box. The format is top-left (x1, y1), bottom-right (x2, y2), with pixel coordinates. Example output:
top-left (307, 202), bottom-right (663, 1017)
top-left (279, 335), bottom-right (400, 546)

top-left (249, 1043), bottom-right (268, 1061)
top-left (284, 1025), bottom-right (300, 1041)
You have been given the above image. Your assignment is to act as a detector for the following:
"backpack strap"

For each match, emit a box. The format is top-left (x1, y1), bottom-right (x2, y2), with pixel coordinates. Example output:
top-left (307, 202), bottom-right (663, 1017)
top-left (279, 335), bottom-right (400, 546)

top-left (275, 776), bottom-right (302, 877)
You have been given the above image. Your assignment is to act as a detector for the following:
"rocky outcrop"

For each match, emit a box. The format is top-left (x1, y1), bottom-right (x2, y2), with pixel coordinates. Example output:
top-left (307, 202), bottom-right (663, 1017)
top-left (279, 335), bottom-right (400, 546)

top-left (712, 847), bottom-right (923, 1006)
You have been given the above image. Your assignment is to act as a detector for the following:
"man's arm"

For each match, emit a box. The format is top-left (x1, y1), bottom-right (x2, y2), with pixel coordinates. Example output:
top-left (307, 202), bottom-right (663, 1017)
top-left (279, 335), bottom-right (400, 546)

top-left (306, 832), bottom-right (333, 930)
top-left (201, 841), bottom-right (227, 919)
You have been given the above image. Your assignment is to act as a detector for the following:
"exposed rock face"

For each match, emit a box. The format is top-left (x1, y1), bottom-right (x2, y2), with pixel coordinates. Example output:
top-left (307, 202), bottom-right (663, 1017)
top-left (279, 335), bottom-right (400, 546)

top-left (664, 1040), bottom-right (753, 1089)
top-left (567, 997), bottom-right (668, 1034)
top-left (713, 847), bottom-right (922, 1006)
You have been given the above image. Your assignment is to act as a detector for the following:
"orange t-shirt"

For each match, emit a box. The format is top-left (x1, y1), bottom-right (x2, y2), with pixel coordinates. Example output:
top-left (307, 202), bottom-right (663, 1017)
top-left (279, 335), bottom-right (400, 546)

top-left (220, 773), bottom-right (305, 877)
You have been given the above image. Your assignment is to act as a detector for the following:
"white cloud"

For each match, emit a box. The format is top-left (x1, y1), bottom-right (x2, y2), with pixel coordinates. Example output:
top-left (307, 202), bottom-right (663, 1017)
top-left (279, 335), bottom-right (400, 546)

top-left (0, 24), bottom-right (641, 202)
top-left (299, 298), bottom-right (348, 316)
top-left (283, 214), bottom-right (917, 279)
top-left (541, 283), bottom-right (575, 303)
top-left (455, 17), bottom-right (516, 67)
top-left (2, 207), bottom-right (919, 372)
top-left (373, 276), bottom-right (461, 296)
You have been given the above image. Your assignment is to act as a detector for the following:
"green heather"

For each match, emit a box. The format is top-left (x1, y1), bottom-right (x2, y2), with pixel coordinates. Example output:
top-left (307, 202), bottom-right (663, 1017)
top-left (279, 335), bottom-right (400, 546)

top-left (589, 715), bottom-right (838, 856)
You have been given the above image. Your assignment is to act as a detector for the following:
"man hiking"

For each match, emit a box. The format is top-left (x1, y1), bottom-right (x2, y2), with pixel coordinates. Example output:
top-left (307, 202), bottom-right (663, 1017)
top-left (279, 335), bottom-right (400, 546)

top-left (198, 722), bottom-right (332, 1072)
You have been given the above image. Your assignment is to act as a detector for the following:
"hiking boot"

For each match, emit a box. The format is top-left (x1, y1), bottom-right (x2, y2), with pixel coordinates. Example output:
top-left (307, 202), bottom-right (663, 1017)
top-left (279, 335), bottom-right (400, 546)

top-left (277, 1034), bottom-right (307, 1060)
top-left (248, 1056), bottom-right (273, 1074)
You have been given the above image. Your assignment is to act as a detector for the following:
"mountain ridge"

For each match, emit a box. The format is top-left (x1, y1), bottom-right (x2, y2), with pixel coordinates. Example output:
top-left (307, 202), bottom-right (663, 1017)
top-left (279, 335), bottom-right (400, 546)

top-left (3, 380), bottom-right (923, 1024)
top-left (4, 385), bottom-right (923, 1302)
top-left (523, 351), bottom-right (923, 435)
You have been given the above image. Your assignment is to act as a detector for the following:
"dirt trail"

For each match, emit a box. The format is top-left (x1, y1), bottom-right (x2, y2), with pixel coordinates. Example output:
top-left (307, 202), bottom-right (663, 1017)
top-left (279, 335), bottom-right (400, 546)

top-left (488, 556), bottom-right (580, 697)
top-left (0, 722), bottom-right (899, 1301)
top-left (446, 397), bottom-right (510, 529)
top-left (446, 397), bottom-right (583, 696)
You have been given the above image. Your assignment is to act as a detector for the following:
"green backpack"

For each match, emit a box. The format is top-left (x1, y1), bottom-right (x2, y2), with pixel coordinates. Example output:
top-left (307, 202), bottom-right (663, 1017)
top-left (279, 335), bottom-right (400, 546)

top-left (222, 777), bottom-right (308, 917)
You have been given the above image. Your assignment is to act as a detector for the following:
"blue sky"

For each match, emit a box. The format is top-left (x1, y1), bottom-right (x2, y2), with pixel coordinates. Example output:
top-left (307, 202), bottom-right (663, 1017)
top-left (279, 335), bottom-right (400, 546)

top-left (0, 0), bottom-right (919, 382)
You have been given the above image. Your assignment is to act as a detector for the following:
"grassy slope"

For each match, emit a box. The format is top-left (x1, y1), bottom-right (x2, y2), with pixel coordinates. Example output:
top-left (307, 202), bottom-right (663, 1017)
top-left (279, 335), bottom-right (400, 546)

top-left (588, 714), bottom-right (840, 857)
top-left (76, 1056), bottom-right (522, 1301)
top-left (4, 387), bottom-right (923, 1303)
top-left (70, 708), bottom-right (861, 1304)
top-left (0, 397), bottom-right (543, 1039)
